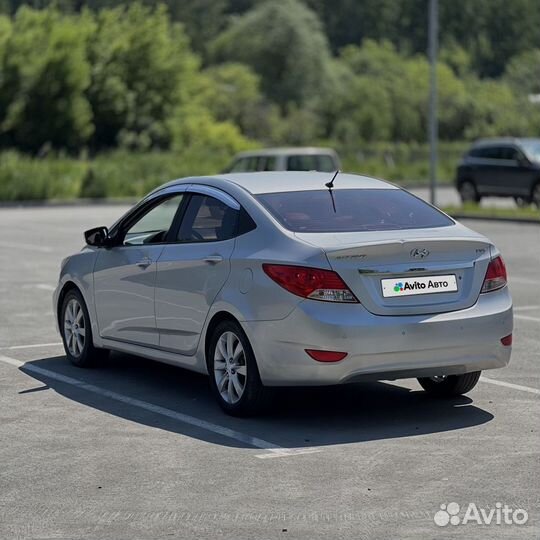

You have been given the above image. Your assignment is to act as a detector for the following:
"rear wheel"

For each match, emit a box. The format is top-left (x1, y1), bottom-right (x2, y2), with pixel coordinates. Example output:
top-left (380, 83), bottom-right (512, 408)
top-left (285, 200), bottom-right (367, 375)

top-left (207, 320), bottom-right (268, 416)
top-left (61, 289), bottom-right (108, 367)
top-left (417, 371), bottom-right (481, 397)
top-left (458, 181), bottom-right (480, 204)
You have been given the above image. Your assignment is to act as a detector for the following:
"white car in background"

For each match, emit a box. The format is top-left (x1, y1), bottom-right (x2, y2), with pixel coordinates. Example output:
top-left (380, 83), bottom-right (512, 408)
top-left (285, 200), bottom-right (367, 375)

top-left (224, 147), bottom-right (341, 173)
top-left (54, 172), bottom-right (513, 416)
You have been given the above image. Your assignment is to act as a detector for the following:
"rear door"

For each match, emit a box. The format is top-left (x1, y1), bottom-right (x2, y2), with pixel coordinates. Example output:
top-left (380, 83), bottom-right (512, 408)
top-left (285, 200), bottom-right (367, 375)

top-left (154, 187), bottom-right (239, 355)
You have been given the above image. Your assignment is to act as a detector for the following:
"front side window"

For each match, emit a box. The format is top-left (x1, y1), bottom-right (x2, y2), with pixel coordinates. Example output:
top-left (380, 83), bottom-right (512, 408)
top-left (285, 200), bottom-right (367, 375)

top-left (256, 189), bottom-right (453, 233)
top-left (178, 195), bottom-right (238, 242)
top-left (123, 194), bottom-right (184, 245)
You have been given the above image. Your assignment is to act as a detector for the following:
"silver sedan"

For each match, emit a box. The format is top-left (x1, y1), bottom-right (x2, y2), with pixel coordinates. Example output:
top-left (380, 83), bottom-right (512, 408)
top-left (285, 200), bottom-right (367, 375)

top-left (54, 172), bottom-right (513, 415)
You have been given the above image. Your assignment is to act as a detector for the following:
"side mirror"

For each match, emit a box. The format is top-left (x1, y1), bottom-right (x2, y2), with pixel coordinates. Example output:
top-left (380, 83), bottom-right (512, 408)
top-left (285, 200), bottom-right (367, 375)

top-left (518, 156), bottom-right (530, 167)
top-left (84, 226), bottom-right (110, 247)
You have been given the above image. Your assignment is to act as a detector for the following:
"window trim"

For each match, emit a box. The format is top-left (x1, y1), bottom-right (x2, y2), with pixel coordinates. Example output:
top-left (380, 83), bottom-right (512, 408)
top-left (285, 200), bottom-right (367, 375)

top-left (111, 188), bottom-right (190, 247)
top-left (110, 183), bottom-right (252, 248)
top-left (186, 184), bottom-right (241, 210)
top-left (173, 192), bottom-right (240, 245)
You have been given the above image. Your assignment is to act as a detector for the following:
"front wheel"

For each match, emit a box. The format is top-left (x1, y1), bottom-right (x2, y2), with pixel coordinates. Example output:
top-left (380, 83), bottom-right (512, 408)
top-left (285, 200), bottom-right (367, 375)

top-left (207, 321), bottom-right (268, 416)
top-left (417, 371), bottom-right (481, 397)
top-left (61, 289), bottom-right (109, 368)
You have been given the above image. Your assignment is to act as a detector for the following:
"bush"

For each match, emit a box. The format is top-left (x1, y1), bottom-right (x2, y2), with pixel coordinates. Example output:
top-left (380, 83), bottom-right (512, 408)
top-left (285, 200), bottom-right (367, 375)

top-left (339, 141), bottom-right (467, 184)
top-left (0, 149), bottom-right (239, 201)
top-left (0, 151), bottom-right (87, 200)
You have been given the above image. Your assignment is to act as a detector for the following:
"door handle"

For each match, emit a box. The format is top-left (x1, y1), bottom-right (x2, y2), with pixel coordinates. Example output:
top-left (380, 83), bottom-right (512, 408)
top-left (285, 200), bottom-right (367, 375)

top-left (203, 255), bottom-right (223, 264)
top-left (136, 257), bottom-right (153, 268)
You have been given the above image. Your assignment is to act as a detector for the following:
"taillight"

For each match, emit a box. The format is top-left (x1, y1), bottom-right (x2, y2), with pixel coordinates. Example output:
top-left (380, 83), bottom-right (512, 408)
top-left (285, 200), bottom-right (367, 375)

top-left (305, 349), bottom-right (348, 362)
top-left (481, 256), bottom-right (507, 293)
top-left (262, 264), bottom-right (358, 303)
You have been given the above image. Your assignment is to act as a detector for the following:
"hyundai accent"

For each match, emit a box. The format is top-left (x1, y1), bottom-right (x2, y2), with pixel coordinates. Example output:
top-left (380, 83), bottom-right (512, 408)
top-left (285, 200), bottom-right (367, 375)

top-left (54, 172), bottom-right (513, 415)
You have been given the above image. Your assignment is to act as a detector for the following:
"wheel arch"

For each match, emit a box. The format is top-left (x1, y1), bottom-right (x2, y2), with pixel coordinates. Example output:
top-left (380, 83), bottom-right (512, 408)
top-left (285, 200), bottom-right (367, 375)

top-left (56, 280), bottom-right (81, 325)
top-left (204, 311), bottom-right (242, 361)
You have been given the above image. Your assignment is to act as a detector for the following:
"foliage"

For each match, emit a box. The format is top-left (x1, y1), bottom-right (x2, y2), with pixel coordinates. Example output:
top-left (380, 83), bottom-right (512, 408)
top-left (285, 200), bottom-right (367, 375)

top-left (0, 7), bottom-right (94, 152)
top-left (0, 1), bottom-right (539, 202)
top-left (87, 3), bottom-right (199, 151)
top-left (210, 0), bottom-right (333, 107)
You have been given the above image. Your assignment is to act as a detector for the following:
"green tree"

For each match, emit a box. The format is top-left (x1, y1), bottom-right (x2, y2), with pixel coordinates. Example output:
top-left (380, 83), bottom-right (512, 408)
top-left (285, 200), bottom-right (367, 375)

top-left (504, 49), bottom-right (540, 96)
top-left (210, 0), bottom-right (333, 107)
top-left (87, 3), bottom-right (199, 150)
top-left (0, 7), bottom-right (94, 152)
top-left (201, 62), bottom-right (278, 141)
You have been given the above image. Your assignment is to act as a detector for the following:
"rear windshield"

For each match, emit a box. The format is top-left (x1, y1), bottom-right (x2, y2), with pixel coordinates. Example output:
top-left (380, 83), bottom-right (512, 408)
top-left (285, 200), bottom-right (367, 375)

top-left (256, 189), bottom-right (453, 232)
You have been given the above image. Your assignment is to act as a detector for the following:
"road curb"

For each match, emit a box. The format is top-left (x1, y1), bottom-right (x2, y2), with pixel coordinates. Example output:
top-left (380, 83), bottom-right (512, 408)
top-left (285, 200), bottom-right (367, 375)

top-left (450, 213), bottom-right (540, 225)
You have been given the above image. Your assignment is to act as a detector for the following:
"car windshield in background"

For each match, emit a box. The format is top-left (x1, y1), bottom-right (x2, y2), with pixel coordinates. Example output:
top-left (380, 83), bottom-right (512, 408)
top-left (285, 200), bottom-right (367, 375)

top-left (521, 140), bottom-right (540, 162)
top-left (256, 189), bottom-right (454, 232)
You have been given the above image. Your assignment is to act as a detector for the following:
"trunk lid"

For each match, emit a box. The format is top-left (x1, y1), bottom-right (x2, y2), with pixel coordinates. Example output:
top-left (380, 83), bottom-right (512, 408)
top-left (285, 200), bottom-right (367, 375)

top-left (295, 227), bottom-right (492, 316)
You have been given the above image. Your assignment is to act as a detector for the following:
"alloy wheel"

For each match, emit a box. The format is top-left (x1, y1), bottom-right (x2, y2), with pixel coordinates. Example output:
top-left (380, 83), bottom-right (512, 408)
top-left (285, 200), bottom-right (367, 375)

top-left (459, 182), bottom-right (477, 203)
top-left (64, 298), bottom-right (86, 357)
top-left (213, 331), bottom-right (247, 404)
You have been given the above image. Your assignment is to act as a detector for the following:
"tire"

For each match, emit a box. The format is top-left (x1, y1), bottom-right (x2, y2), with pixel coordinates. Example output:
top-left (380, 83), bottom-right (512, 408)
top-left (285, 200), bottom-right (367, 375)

top-left (60, 289), bottom-right (109, 368)
top-left (417, 371), bottom-right (481, 397)
top-left (458, 181), bottom-right (480, 204)
top-left (531, 182), bottom-right (540, 209)
top-left (207, 320), bottom-right (268, 416)
top-left (514, 196), bottom-right (531, 208)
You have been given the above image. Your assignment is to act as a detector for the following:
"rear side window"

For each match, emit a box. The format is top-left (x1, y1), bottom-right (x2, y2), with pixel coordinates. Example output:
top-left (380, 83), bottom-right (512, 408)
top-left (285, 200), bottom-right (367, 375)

top-left (469, 146), bottom-right (507, 159)
top-left (317, 155), bottom-right (337, 172)
top-left (256, 189), bottom-right (453, 232)
top-left (178, 195), bottom-right (238, 242)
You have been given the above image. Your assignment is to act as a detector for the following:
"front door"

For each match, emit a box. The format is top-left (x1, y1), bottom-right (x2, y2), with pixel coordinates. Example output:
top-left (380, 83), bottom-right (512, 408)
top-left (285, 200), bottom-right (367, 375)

top-left (93, 194), bottom-right (185, 347)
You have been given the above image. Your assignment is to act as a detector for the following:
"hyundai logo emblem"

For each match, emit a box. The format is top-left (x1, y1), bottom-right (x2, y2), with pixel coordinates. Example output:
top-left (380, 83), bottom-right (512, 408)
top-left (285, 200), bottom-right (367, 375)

top-left (410, 248), bottom-right (430, 259)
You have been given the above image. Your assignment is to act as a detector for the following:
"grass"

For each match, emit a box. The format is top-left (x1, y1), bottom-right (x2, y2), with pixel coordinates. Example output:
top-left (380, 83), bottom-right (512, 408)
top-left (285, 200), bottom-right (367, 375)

top-left (442, 204), bottom-right (540, 222)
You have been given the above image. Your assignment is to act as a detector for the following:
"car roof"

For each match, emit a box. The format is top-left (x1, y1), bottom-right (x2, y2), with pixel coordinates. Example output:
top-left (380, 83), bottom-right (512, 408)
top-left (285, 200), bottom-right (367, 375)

top-left (472, 137), bottom-right (540, 147)
top-left (233, 147), bottom-right (338, 158)
top-left (159, 171), bottom-right (397, 196)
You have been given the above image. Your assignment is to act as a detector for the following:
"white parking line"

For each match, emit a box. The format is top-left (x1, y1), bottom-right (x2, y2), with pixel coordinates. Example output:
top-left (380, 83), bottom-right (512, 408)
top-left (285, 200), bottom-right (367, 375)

top-left (0, 241), bottom-right (53, 253)
top-left (513, 305), bottom-right (540, 312)
top-left (480, 376), bottom-right (540, 396)
top-left (514, 314), bottom-right (540, 323)
top-left (1, 342), bottom-right (63, 350)
top-left (27, 283), bottom-right (56, 292)
top-left (511, 277), bottom-right (537, 285)
top-left (0, 354), bottom-right (320, 459)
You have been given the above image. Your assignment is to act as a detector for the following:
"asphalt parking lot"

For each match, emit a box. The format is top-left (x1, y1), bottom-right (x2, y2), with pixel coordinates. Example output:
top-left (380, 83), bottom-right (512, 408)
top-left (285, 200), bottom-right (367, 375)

top-left (0, 204), bottom-right (539, 539)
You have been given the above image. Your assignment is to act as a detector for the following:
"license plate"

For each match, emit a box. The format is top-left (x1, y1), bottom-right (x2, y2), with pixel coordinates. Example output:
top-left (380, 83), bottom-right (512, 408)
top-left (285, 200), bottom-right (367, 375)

top-left (381, 275), bottom-right (458, 298)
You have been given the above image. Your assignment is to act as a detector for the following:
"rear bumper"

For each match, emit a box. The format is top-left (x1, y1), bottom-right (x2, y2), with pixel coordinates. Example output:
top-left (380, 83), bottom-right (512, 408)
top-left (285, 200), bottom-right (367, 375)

top-left (243, 287), bottom-right (513, 386)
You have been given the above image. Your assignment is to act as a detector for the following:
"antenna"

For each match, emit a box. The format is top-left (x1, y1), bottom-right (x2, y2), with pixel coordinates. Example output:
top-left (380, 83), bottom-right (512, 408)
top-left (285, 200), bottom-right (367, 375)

top-left (325, 170), bottom-right (339, 189)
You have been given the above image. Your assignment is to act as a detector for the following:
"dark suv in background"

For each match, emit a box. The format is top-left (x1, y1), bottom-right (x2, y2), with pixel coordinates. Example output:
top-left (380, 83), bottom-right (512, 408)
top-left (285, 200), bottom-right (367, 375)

top-left (456, 138), bottom-right (540, 207)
